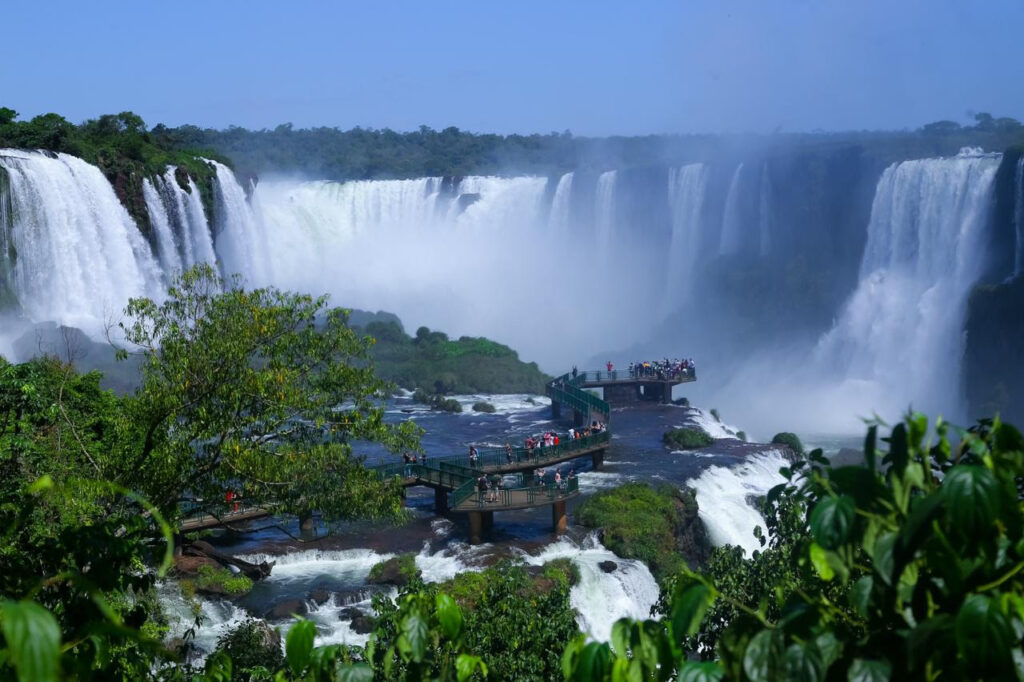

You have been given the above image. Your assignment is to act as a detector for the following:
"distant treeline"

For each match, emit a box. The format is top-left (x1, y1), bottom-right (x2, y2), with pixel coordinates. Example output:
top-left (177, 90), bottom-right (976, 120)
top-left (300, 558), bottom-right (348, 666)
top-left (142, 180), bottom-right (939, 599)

top-left (153, 112), bottom-right (1024, 180)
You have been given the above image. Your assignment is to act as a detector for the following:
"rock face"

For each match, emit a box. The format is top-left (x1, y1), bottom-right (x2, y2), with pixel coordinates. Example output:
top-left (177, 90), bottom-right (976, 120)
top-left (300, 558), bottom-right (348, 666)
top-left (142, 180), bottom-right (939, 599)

top-left (599, 560), bottom-right (618, 573)
top-left (265, 599), bottom-right (309, 619)
top-left (171, 555), bottom-right (222, 578)
top-left (675, 487), bottom-right (711, 567)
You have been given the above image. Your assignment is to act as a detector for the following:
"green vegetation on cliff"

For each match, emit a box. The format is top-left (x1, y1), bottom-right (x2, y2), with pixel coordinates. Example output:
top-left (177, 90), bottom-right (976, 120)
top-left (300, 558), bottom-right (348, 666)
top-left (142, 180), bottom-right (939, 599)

top-left (0, 107), bottom-right (228, 233)
top-left (350, 313), bottom-right (550, 394)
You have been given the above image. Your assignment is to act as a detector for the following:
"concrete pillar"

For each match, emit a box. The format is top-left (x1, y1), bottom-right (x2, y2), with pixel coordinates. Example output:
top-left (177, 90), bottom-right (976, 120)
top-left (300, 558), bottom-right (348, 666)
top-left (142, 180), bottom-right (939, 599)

top-left (591, 449), bottom-right (605, 470)
top-left (552, 400), bottom-right (562, 419)
top-left (552, 500), bottom-right (567, 533)
top-left (469, 511), bottom-right (483, 545)
top-left (482, 511), bottom-right (494, 530)
top-left (434, 487), bottom-right (449, 513)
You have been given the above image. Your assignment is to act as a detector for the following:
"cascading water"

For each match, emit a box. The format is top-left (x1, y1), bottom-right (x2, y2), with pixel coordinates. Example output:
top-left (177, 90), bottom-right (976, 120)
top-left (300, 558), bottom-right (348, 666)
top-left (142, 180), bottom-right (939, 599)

top-left (719, 163), bottom-right (745, 255)
top-left (0, 149), bottom-right (162, 334)
top-left (665, 164), bottom-right (708, 308)
top-left (690, 448), bottom-right (790, 556)
top-left (813, 149), bottom-right (1000, 421)
top-left (758, 163), bottom-right (773, 256)
top-left (1014, 157), bottom-right (1024, 277)
top-left (548, 172), bottom-right (574, 233)
top-left (211, 160), bottom-right (272, 284)
top-left (594, 170), bottom-right (617, 264)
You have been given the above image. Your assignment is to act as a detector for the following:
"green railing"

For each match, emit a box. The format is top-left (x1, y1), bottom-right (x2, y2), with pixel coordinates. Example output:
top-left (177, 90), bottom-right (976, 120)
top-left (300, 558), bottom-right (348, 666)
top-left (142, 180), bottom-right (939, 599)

top-left (571, 368), bottom-right (696, 383)
top-left (453, 475), bottom-right (580, 509)
top-left (547, 371), bottom-right (610, 419)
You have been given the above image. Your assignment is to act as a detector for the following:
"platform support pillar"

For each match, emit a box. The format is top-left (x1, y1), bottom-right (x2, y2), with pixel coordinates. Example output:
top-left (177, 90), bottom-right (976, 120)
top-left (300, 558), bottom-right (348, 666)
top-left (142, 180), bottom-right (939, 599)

top-left (469, 511), bottom-right (483, 545)
top-left (434, 488), bottom-right (448, 513)
top-left (552, 500), bottom-right (567, 533)
top-left (591, 449), bottom-right (605, 470)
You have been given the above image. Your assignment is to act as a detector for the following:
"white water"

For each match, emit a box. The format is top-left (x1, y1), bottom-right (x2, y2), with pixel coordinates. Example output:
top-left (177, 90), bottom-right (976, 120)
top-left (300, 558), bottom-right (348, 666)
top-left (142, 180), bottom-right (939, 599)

top-left (758, 163), bottom-right (773, 256)
top-left (0, 149), bottom-right (162, 334)
top-left (812, 149), bottom-right (1000, 422)
top-left (665, 164), bottom-right (708, 308)
top-left (1014, 157), bottom-right (1024, 277)
top-left (594, 170), bottom-right (617, 265)
top-left (548, 172), bottom-right (574, 233)
top-left (719, 163), bottom-right (746, 255)
top-left (691, 448), bottom-right (790, 556)
top-left (212, 160), bottom-right (272, 283)
top-left (517, 534), bottom-right (660, 642)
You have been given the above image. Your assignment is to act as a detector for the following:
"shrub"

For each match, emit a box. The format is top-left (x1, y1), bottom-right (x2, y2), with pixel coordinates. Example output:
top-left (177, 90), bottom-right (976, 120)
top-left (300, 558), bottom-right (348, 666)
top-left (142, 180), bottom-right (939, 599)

top-left (710, 408), bottom-right (721, 422)
top-left (663, 427), bottom-right (714, 449)
top-left (576, 482), bottom-right (690, 579)
top-left (472, 401), bottom-right (495, 413)
top-left (433, 397), bottom-right (462, 413)
top-left (771, 431), bottom-right (804, 454)
top-left (213, 618), bottom-right (283, 681)
top-left (736, 430), bottom-right (747, 441)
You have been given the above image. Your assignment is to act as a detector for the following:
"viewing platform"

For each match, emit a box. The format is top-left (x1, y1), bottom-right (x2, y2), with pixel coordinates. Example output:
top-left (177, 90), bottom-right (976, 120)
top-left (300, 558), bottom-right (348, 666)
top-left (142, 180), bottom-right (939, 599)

top-left (548, 367), bottom-right (695, 414)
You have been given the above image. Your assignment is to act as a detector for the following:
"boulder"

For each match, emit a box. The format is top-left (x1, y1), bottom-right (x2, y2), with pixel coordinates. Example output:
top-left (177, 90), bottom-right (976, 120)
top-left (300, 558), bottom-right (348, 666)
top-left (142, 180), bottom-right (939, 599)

top-left (340, 607), bottom-right (375, 634)
top-left (599, 560), bottom-right (618, 573)
top-left (308, 589), bottom-right (331, 606)
top-left (264, 599), bottom-right (309, 620)
top-left (171, 555), bottom-right (221, 578)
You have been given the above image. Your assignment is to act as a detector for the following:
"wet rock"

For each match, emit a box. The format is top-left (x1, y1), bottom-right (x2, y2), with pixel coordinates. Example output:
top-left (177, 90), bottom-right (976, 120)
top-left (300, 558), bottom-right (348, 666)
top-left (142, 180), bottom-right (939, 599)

top-left (171, 555), bottom-right (221, 578)
top-left (264, 599), bottom-right (308, 620)
top-left (599, 560), bottom-right (618, 573)
top-left (340, 607), bottom-right (375, 634)
top-left (309, 589), bottom-right (331, 606)
top-left (367, 555), bottom-right (419, 586)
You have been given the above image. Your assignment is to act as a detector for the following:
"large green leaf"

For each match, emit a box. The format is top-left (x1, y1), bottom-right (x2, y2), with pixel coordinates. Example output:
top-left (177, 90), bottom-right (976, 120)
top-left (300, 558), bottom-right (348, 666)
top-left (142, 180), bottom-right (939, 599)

top-left (285, 619), bottom-right (316, 676)
top-left (847, 658), bottom-right (890, 682)
top-left (954, 594), bottom-right (1015, 675)
top-left (809, 496), bottom-right (856, 550)
top-left (677, 661), bottom-right (725, 681)
top-left (941, 466), bottom-right (1001, 541)
top-left (784, 642), bottom-right (824, 682)
top-left (670, 582), bottom-right (713, 644)
top-left (0, 601), bottom-right (61, 682)
top-left (456, 654), bottom-right (488, 681)
top-left (400, 611), bottom-right (429, 663)
top-left (435, 593), bottom-right (463, 640)
top-left (576, 642), bottom-right (612, 681)
top-left (742, 630), bottom-right (784, 682)
top-left (906, 614), bottom-right (954, 672)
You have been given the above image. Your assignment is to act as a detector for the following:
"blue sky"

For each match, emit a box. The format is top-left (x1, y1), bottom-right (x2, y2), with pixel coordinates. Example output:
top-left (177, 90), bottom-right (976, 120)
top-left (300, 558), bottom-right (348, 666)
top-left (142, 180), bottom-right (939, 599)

top-left (3, 0), bottom-right (1023, 135)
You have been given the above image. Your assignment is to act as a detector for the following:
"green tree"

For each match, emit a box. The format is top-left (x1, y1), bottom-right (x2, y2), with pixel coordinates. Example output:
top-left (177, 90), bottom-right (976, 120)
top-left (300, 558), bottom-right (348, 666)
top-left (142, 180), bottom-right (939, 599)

top-left (113, 264), bottom-right (420, 523)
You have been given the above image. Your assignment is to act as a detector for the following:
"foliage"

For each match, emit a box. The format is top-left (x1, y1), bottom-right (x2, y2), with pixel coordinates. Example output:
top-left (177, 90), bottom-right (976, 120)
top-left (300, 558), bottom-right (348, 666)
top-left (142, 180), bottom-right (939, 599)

top-left (115, 264), bottom-right (420, 524)
top-left (185, 565), bottom-right (254, 598)
top-left (736, 431), bottom-right (747, 442)
top-left (770, 431), bottom-right (804, 455)
top-left (472, 401), bottom-right (496, 413)
top-left (359, 320), bottom-right (549, 395)
top-left (576, 483), bottom-right (694, 579)
top-left (368, 554), bottom-right (421, 584)
top-left (710, 409), bottom-right (721, 423)
top-left (664, 427), bottom-right (714, 449)
top-left (212, 618), bottom-right (284, 681)
top-left (563, 413), bottom-right (1024, 681)
top-left (412, 389), bottom-right (463, 413)
top-left (370, 564), bottom-right (578, 681)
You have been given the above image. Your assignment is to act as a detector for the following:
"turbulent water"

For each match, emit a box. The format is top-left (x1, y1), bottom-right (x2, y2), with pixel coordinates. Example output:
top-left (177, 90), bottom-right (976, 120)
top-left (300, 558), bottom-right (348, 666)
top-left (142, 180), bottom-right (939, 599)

top-left (812, 149), bottom-right (1001, 423)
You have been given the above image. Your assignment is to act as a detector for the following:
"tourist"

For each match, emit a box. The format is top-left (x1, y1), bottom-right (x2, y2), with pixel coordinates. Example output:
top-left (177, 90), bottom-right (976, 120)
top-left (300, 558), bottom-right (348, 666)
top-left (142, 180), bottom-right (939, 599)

top-left (505, 440), bottom-right (513, 463)
top-left (606, 360), bottom-right (613, 372)
top-left (554, 470), bottom-right (562, 488)
top-left (469, 445), bottom-right (479, 466)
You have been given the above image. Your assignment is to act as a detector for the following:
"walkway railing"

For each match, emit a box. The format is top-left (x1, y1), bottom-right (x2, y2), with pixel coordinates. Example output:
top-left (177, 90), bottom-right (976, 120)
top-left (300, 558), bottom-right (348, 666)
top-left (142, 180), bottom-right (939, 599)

top-left (547, 371), bottom-right (610, 420)
top-left (570, 368), bottom-right (697, 383)
top-left (451, 476), bottom-right (580, 510)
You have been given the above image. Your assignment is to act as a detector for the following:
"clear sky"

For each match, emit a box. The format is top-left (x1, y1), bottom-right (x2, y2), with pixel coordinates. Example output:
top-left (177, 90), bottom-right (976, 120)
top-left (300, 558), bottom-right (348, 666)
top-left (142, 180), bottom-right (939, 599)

top-left (3, 0), bottom-right (1023, 136)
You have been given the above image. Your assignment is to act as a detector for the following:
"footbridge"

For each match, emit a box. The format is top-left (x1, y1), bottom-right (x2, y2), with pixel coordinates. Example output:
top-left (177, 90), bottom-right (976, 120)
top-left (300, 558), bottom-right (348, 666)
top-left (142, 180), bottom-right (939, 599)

top-left (369, 372), bottom-right (612, 543)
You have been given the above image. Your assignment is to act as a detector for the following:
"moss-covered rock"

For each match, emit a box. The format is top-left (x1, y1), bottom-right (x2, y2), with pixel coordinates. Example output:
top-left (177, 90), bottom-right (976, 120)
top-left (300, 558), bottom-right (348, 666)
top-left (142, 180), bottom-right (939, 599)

top-left (663, 427), bottom-right (714, 449)
top-left (576, 482), bottom-right (710, 578)
top-left (472, 401), bottom-right (496, 413)
top-left (178, 563), bottom-right (253, 598)
top-left (368, 554), bottom-right (420, 586)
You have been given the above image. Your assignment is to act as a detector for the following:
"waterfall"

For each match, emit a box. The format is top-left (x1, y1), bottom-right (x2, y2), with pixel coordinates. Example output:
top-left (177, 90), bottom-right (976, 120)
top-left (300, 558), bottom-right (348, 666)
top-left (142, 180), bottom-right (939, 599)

top-left (719, 163), bottom-right (745, 255)
top-left (211, 160), bottom-right (272, 285)
top-left (814, 149), bottom-right (1001, 421)
top-left (0, 149), bottom-right (162, 334)
top-left (548, 172), bottom-right (574, 233)
top-left (665, 164), bottom-right (708, 306)
top-left (758, 163), bottom-right (773, 256)
top-left (1015, 157), bottom-right (1024, 277)
top-left (594, 171), bottom-right (617, 261)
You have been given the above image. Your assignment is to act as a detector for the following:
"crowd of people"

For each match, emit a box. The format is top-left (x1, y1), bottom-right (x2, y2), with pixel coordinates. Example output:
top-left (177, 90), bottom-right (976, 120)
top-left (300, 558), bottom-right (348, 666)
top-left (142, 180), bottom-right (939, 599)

top-left (628, 358), bottom-right (696, 380)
